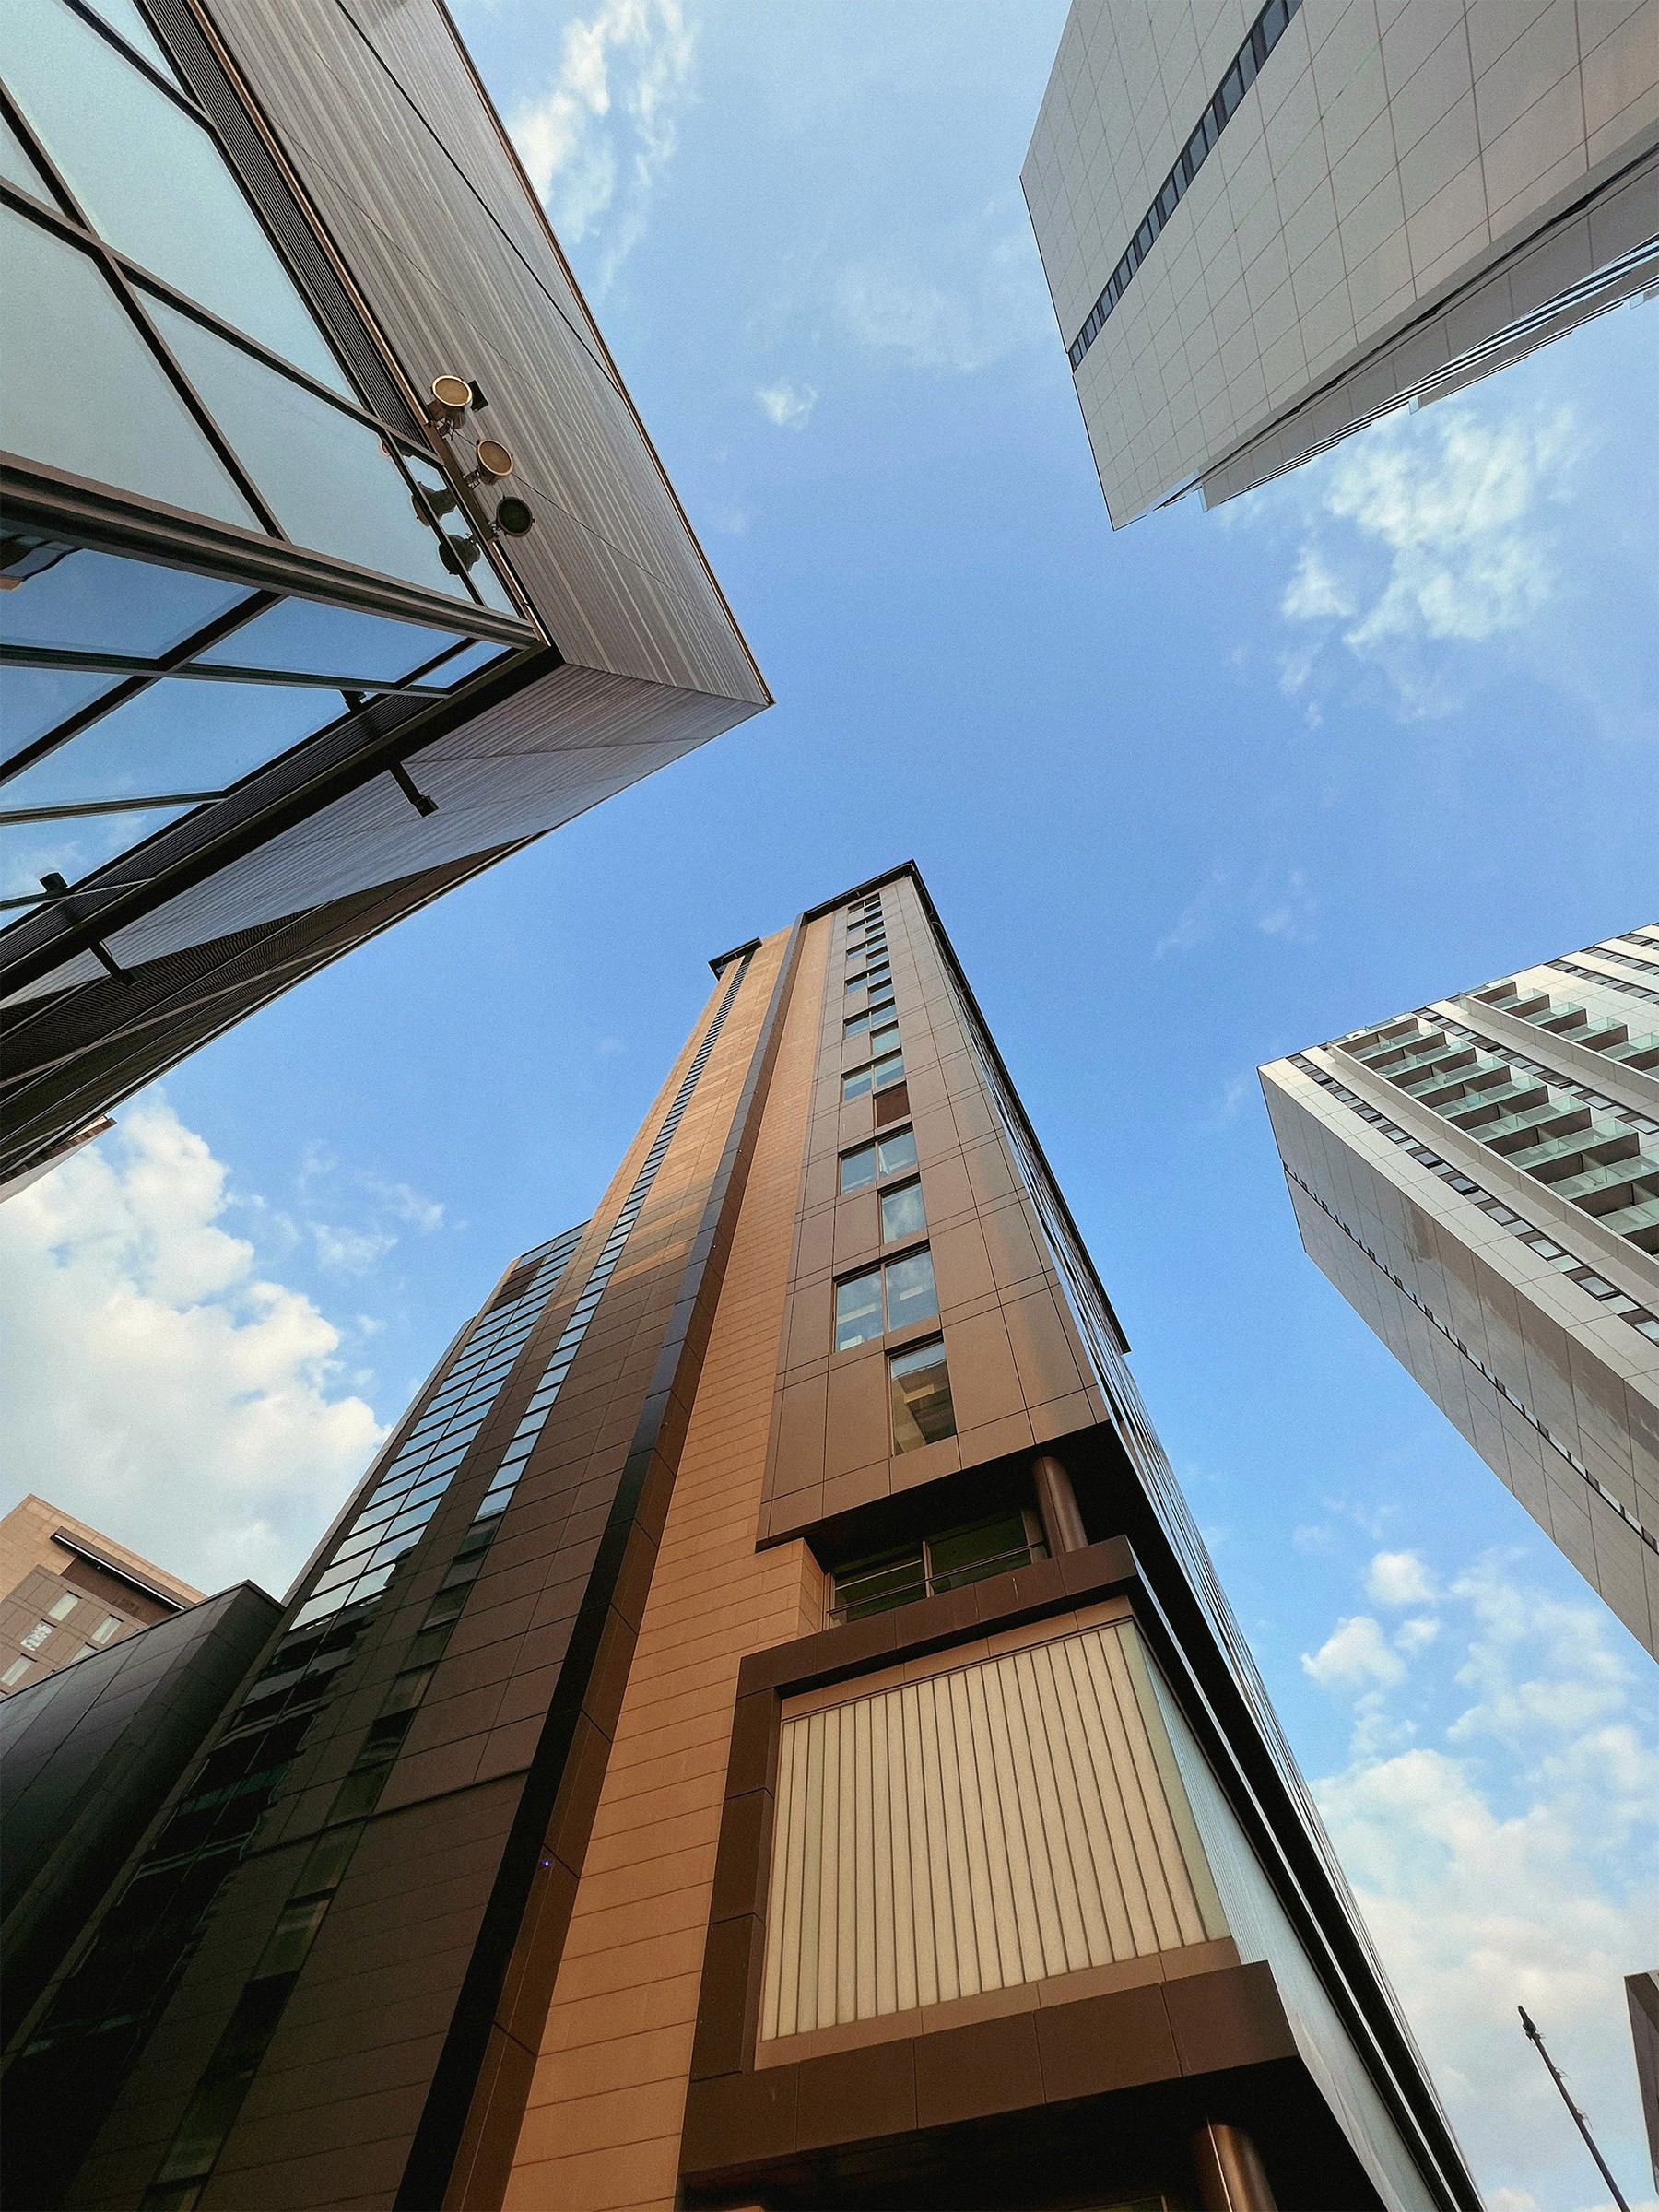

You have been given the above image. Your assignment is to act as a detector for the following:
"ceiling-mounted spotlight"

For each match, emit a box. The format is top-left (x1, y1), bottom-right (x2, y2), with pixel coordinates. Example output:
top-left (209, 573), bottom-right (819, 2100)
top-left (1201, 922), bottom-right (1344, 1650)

top-left (494, 496), bottom-right (535, 538)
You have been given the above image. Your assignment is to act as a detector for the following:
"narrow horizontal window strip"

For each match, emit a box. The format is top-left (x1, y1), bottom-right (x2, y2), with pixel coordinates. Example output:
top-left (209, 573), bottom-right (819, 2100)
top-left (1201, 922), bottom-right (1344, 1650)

top-left (1067, 0), bottom-right (1301, 370)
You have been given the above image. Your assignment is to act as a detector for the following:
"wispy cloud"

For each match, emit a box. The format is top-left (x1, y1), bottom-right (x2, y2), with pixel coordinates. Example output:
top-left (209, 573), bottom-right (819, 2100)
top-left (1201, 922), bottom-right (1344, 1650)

top-left (755, 378), bottom-right (817, 429)
top-left (1307, 1549), bottom-right (1659, 2206)
top-left (835, 204), bottom-right (1049, 376)
top-left (1155, 865), bottom-right (1317, 958)
top-left (510, 0), bottom-right (693, 288)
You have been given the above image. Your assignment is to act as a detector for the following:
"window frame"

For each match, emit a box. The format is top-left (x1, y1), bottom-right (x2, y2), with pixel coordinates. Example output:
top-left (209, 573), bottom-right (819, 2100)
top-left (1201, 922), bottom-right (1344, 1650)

top-left (838, 1119), bottom-right (917, 1195)
top-left (832, 1239), bottom-right (938, 1352)
top-left (886, 1335), bottom-right (957, 1454)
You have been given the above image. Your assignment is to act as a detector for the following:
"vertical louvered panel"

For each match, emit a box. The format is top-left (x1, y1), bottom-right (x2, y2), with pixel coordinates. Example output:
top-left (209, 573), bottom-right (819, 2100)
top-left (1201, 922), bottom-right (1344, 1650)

top-left (759, 1622), bottom-right (1227, 2043)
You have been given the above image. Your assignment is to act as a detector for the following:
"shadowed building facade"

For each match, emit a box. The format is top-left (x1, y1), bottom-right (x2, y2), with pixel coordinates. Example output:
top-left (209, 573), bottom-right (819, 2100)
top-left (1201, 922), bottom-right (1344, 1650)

top-left (1023, 0), bottom-right (1659, 526)
top-left (1261, 924), bottom-right (1659, 1659)
top-left (0, 0), bottom-right (766, 1188)
top-left (6, 869), bottom-right (1477, 2211)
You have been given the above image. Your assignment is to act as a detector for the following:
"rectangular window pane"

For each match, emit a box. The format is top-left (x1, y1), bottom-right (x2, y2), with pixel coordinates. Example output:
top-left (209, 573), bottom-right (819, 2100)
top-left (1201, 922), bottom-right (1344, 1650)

top-left (840, 1143), bottom-right (877, 1194)
top-left (47, 1592), bottom-right (79, 1621)
top-left (868, 1022), bottom-right (900, 1056)
top-left (834, 1269), bottom-right (884, 1352)
top-left (841, 1063), bottom-right (874, 1100)
top-left (926, 1512), bottom-right (1030, 1590)
top-left (880, 1179), bottom-right (926, 1243)
top-left (876, 1127), bottom-right (917, 1177)
top-left (883, 1247), bottom-right (938, 1331)
top-left (90, 1614), bottom-right (123, 1643)
top-left (872, 1051), bottom-right (905, 1091)
top-left (831, 1546), bottom-right (925, 1622)
top-left (844, 1009), bottom-right (871, 1037)
top-left (889, 1341), bottom-right (956, 1453)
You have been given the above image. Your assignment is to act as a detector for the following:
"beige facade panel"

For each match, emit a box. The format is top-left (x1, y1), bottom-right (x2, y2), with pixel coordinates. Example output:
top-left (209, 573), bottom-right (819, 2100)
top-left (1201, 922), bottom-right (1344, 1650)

top-left (1262, 924), bottom-right (1659, 1656)
top-left (759, 1619), bottom-right (1226, 2044)
top-left (1025, 0), bottom-right (1659, 526)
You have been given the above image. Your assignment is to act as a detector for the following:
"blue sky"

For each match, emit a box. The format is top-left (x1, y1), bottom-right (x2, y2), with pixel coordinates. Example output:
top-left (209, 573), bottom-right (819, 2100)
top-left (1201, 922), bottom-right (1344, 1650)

top-left (2, 3), bottom-right (1656, 2205)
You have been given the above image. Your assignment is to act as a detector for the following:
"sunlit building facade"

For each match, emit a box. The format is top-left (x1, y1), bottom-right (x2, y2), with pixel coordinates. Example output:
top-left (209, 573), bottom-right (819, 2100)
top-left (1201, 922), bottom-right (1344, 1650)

top-left (0, 0), bottom-right (766, 1186)
top-left (5, 869), bottom-right (1477, 2211)
top-left (1023, 0), bottom-right (1659, 525)
top-left (1262, 924), bottom-right (1659, 1659)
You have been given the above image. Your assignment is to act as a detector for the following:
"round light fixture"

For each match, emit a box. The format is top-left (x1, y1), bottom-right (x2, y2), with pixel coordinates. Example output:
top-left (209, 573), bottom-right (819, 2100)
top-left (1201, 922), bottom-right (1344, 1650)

top-left (430, 373), bottom-right (472, 411)
top-left (495, 497), bottom-right (535, 537)
top-left (474, 440), bottom-right (514, 479)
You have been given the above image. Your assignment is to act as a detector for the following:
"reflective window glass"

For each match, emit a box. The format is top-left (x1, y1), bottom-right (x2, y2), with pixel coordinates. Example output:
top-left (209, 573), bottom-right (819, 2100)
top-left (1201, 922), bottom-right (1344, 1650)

top-left (435, 639), bottom-right (512, 687)
top-left (79, 0), bottom-right (182, 81)
top-left (3, 0), bottom-right (349, 391)
top-left (0, 546), bottom-right (250, 658)
top-left (0, 203), bottom-right (260, 530)
top-left (880, 1179), bottom-right (926, 1243)
top-left (834, 1269), bottom-right (883, 1352)
top-left (889, 1341), bottom-right (955, 1453)
top-left (841, 1062), bottom-right (875, 1101)
top-left (2, 665), bottom-right (120, 757)
top-left (1, 676), bottom-right (330, 809)
top-left (2, 805), bottom-right (192, 897)
top-left (147, 300), bottom-right (471, 599)
top-left (196, 599), bottom-right (466, 683)
top-left (883, 1248), bottom-right (938, 1331)
top-left (871, 1050), bottom-right (904, 1092)
top-left (403, 453), bottom-right (516, 616)
top-left (0, 102), bottom-right (52, 194)
top-left (839, 1143), bottom-right (876, 1194)
top-left (876, 1127), bottom-right (917, 1178)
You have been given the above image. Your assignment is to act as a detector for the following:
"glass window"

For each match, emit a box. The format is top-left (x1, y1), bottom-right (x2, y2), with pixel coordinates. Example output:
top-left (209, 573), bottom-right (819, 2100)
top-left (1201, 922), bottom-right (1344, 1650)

top-left (90, 1614), bottom-right (122, 1643)
top-left (0, 545), bottom-right (252, 658)
top-left (876, 1126), bottom-right (917, 1178)
top-left (927, 1512), bottom-right (1030, 1591)
top-left (830, 1545), bottom-right (925, 1623)
top-left (146, 299), bottom-right (473, 597)
top-left (47, 1592), bottom-right (79, 1621)
top-left (880, 1178), bottom-right (926, 1243)
top-left (195, 598), bottom-right (467, 683)
top-left (0, 101), bottom-right (53, 195)
top-left (80, 0), bottom-right (182, 81)
top-left (400, 453), bottom-right (516, 617)
top-left (1, 665), bottom-right (121, 757)
top-left (834, 1268), bottom-right (883, 1352)
top-left (871, 1050), bottom-right (904, 1092)
top-left (1, 1658), bottom-right (34, 1687)
top-left (884, 1247), bottom-right (938, 1332)
top-left (253, 1895), bottom-right (330, 1979)
top-left (3, 807), bottom-right (195, 899)
top-left (889, 1341), bottom-right (956, 1453)
top-left (0, 203), bottom-right (260, 530)
top-left (20, 1619), bottom-right (54, 1652)
top-left (3, 0), bottom-right (349, 390)
top-left (839, 1143), bottom-right (877, 1194)
top-left (868, 1021), bottom-right (900, 1057)
top-left (842, 1062), bottom-right (875, 1101)
top-left (844, 1009), bottom-right (872, 1037)
top-left (1, 675), bottom-right (331, 809)
top-left (433, 639), bottom-right (512, 687)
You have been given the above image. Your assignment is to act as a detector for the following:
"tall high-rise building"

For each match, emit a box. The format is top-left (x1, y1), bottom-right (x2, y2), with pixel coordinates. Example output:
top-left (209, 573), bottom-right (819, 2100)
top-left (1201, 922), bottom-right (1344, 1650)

top-left (0, 1494), bottom-right (205, 1697)
top-left (0, 0), bottom-right (766, 1189)
top-left (1022, 0), bottom-right (1659, 527)
top-left (1261, 924), bottom-right (1659, 1658)
top-left (6, 868), bottom-right (1477, 2211)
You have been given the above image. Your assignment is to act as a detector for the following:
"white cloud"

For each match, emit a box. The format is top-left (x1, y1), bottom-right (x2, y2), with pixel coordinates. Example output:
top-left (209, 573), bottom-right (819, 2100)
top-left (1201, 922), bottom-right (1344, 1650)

top-left (1156, 866), bottom-right (1317, 957)
top-left (836, 207), bottom-right (1049, 376)
top-left (1368, 1548), bottom-right (1440, 1606)
top-left (0, 1098), bottom-right (384, 1596)
top-left (1280, 546), bottom-right (1352, 622)
top-left (756, 378), bottom-right (818, 429)
top-left (510, 0), bottom-right (693, 288)
top-left (1312, 1552), bottom-right (1659, 2209)
top-left (1302, 1613), bottom-right (1408, 1691)
top-left (309, 1220), bottom-right (398, 1275)
top-left (1394, 1615), bottom-right (1441, 1654)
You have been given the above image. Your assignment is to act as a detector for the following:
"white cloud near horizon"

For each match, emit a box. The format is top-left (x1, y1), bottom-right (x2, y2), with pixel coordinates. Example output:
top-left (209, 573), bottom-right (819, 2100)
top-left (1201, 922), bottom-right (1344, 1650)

top-left (0, 1099), bottom-right (386, 1597)
top-left (1306, 1549), bottom-right (1659, 2210)
top-left (511, 0), bottom-right (693, 288)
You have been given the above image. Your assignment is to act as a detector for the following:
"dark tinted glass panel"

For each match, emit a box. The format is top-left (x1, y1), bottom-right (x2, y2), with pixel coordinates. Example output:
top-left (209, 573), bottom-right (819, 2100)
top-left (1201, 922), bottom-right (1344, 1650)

top-left (889, 1342), bottom-right (955, 1452)
top-left (0, 204), bottom-right (259, 528)
top-left (831, 1546), bottom-right (925, 1622)
top-left (834, 1269), bottom-right (883, 1351)
top-left (927, 1512), bottom-right (1030, 1588)
top-left (883, 1247), bottom-right (937, 1330)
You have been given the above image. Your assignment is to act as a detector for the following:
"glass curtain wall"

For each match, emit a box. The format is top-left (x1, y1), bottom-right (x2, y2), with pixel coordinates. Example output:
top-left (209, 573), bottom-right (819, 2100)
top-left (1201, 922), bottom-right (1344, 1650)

top-left (0, 0), bottom-right (535, 912)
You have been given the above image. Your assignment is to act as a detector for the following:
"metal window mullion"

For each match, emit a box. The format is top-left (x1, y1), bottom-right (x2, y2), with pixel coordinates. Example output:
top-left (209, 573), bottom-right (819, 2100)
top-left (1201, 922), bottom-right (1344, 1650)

top-left (0, 642), bottom-right (449, 697)
top-left (0, 182), bottom-right (283, 535)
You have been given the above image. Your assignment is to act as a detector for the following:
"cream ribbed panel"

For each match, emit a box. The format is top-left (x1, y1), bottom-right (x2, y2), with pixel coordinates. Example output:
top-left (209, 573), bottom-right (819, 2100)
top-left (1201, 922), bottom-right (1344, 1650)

top-left (759, 1621), bottom-right (1227, 2041)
